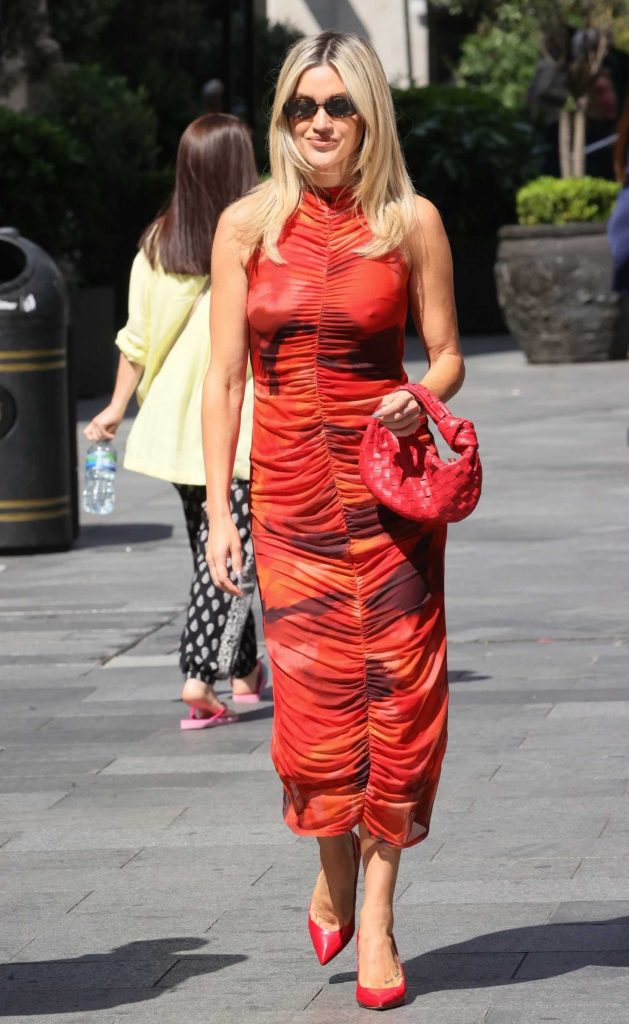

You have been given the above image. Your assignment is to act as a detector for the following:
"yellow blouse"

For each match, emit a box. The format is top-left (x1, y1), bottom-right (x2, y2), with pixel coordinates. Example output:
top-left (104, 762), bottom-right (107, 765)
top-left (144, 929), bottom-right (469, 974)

top-left (115, 249), bottom-right (252, 484)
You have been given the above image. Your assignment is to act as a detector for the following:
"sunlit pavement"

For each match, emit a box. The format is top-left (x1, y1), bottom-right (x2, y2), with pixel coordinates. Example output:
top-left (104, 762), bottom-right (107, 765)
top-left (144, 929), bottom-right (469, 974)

top-left (0, 334), bottom-right (628, 1023)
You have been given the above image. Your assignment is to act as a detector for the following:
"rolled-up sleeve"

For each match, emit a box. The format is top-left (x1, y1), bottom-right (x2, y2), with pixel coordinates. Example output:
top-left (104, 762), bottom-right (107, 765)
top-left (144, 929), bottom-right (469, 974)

top-left (115, 250), bottom-right (150, 366)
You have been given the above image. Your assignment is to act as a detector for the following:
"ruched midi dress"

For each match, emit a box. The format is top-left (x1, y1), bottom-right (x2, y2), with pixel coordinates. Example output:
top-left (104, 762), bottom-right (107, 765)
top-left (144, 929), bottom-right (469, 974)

top-left (247, 187), bottom-right (448, 848)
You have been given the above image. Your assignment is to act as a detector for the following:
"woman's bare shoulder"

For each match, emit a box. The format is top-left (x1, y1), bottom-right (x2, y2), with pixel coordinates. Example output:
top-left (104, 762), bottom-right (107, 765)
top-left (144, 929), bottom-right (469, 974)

top-left (215, 184), bottom-right (270, 265)
top-left (411, 194), bottom-right (445, 234)
top-left (406, 194), bottom-right (449, 268)
top-left (220, 182), bottom-right (270, 232)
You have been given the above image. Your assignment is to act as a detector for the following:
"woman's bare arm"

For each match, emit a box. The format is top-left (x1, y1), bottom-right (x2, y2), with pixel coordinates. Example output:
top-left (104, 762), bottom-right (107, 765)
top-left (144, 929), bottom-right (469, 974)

top-left (408, 195), bottom-right (464, 399)
top-left (84, 352), bottom-right (143, 441)
top-left (375, 196), bottom-right (464, 436)
top-left (202, 203), bottom-right (251, 596)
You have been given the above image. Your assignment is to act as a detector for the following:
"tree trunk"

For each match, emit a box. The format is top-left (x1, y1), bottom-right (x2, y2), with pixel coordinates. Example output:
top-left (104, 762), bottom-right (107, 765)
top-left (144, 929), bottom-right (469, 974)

top-left (572, 97), bottom-right (588, 178)
top-left (559, 105), bottom-right (572, 178)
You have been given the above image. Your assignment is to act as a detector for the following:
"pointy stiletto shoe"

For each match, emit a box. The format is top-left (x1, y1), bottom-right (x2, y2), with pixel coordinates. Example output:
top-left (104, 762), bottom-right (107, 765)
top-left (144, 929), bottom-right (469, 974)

top-left (355, 932), bottom-right (407, 1010)
top-left (308, 830), bottom-right (361, 965)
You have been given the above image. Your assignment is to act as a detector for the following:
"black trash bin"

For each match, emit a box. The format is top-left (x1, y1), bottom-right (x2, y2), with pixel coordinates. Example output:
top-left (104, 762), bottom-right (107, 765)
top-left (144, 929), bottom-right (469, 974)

top-left (0, 227), bottom-right (76, 552)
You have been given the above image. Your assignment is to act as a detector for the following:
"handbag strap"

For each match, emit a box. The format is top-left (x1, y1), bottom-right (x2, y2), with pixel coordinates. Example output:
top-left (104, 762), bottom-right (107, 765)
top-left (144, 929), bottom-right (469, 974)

top-left (396, 382), bottom-right (479, 453)
top-left (153, 277), bottom-right (210, 379)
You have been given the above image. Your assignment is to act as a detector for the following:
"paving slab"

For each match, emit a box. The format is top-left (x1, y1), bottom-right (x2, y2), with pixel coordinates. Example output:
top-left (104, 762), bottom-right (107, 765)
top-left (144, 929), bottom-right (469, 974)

top-left (1, 339), bottom-right (628, 1022)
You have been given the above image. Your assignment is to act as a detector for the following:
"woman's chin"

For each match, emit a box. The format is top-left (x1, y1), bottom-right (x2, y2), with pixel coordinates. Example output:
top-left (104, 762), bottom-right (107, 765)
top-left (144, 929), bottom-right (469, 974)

top-left (305, 156), bottom-right (347, 180)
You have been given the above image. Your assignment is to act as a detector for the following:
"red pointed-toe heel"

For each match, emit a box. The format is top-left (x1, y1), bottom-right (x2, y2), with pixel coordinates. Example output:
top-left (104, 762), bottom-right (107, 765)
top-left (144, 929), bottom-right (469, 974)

top-left (355, 932), bottom-right (407, 1010)
top-left (308, 830), bottom-right (361, 965)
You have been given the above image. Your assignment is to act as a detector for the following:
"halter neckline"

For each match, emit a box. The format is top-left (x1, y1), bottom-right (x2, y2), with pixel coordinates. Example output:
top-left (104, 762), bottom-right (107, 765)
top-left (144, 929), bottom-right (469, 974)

top-left (303, 184), bottom-right (354, 211)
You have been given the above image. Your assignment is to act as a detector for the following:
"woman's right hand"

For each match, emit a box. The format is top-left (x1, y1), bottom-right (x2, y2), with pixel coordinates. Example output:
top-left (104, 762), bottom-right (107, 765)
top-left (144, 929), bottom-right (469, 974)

top-left (84, 404), bottom-right (124, 442)
top-left (207, 515), bottom-right (244, 597)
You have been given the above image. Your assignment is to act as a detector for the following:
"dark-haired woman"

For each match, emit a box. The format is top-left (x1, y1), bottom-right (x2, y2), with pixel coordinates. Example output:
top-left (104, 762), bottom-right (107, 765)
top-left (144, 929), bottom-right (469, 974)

top-left (85, 113), bottom-right (264, 727)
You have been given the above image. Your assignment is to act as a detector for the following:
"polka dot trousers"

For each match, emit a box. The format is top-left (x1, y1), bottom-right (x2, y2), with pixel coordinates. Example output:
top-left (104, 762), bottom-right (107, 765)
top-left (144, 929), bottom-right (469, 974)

top-left (174, 481), bottom-right (258, 685)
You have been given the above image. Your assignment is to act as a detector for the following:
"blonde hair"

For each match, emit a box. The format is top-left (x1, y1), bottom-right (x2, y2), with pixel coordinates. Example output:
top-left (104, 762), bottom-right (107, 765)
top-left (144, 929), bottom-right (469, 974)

top-left (242, 31), bottom-right (417, 262)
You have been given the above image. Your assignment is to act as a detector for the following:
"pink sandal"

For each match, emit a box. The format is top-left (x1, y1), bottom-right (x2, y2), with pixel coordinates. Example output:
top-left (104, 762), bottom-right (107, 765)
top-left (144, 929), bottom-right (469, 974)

top-left (232, 660), bottom-right (268, 704)
top-left (180, 702), bottom-right (238, 731)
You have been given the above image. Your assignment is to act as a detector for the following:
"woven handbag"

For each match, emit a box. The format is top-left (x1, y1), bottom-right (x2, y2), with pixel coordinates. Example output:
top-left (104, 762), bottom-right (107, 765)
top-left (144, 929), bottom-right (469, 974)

top-left (359, 382), bottom-right (482, 524)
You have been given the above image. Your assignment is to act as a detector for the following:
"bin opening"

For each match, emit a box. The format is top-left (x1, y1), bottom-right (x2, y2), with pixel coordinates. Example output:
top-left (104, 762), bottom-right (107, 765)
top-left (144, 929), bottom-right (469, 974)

top-left (0, 239), bottom-right (27, 285)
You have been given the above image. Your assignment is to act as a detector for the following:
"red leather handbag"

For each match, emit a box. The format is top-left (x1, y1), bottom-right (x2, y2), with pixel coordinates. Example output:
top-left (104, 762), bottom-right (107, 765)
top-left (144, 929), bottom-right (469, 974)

top-left (359, 382), bottom-right (482, 524)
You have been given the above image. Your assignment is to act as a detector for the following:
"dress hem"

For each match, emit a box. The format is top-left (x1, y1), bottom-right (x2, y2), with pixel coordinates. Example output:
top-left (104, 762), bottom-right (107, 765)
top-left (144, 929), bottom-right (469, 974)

top-left (285, 815), bottom-right (431, 851)
top-left (122, 456), bottom-right (249, 486)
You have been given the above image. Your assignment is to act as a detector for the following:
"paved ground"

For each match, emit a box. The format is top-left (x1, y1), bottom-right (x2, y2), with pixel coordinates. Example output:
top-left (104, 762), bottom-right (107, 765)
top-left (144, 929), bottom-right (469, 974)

top-left (0, 335), bottom-right (628, 1024)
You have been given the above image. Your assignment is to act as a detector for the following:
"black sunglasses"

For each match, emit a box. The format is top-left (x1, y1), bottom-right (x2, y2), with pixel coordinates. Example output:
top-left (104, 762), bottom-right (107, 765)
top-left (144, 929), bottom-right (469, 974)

top-left (283, 94), bottom-right (358, 120)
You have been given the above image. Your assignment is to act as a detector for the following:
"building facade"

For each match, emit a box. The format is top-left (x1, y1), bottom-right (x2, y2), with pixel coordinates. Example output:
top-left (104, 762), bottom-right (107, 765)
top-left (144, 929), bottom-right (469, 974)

top-left (261, 0), bottom-right (429, 87)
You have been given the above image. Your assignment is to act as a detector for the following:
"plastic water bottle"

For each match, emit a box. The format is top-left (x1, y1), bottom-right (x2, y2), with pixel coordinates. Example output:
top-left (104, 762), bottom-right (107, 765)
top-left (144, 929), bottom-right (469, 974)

top-left (82, 441), bottom-right (117, 515)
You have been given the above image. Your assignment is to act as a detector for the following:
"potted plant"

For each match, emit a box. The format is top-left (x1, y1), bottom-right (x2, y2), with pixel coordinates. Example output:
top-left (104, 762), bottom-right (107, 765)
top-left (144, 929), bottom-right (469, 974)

top-left (495, 176), bottom-right (624, 361)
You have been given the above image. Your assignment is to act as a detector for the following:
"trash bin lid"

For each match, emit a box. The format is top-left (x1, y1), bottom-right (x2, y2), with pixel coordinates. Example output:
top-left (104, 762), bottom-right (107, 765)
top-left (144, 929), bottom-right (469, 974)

top-left (0, 230), bottom-right (67, 325)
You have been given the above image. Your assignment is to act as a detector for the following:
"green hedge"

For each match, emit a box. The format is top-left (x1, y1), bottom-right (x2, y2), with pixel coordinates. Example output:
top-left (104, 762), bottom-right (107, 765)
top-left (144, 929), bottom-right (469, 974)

top-left (517, 176), bottom-right (621, 225)
top-left (0, 108), bottom-right (82, 256)
top-left (0, 66), bottom-right (170, 291)
top-left (392, 85), bottom-right (539, 239)
top-left (42, 64), bottom-right (170, 285)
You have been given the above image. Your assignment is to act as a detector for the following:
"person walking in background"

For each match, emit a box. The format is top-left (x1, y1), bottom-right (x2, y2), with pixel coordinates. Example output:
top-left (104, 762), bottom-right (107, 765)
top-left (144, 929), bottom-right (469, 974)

top-left (203, 32), bottom-right (464, 1010)
top-left (84, 114), bottom-right (265, 730)
top-left (608, 100), bottom-right (629, 292)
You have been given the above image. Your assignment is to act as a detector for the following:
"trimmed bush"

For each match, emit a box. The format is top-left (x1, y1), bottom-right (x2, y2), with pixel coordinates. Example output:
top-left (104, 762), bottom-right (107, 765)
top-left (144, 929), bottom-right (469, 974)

top-left (43, 64), bottom-right (169, 285)
top-left (517, 176), bottom-right (621, 225)
top-left (0, 107), bottom-right (82, 256)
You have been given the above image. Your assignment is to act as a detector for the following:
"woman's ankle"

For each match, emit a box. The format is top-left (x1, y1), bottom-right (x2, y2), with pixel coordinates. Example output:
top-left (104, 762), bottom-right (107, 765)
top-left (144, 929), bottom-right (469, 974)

top-left (359, 904), bottom-right (394, 935)
top-left (232, 663), bottom-right (260, 693)
top-left (182, 677), bottom-right (219, 705)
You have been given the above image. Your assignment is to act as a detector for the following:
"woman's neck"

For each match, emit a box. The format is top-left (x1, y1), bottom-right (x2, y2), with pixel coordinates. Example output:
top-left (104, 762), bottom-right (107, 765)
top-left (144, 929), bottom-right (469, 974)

top-left (308, 170), bottom-right (356, 192)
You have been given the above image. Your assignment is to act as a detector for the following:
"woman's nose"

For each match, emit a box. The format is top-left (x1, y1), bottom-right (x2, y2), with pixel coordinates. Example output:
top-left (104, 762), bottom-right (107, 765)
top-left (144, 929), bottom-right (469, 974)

top-left (312, 105), bottom-right (333, 130)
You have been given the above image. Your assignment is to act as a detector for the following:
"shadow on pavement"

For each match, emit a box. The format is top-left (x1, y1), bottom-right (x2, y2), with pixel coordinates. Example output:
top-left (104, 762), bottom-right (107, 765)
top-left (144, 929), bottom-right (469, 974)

top-left (0, 937), bottom-right (246, 1016)
top-left (330, 915), bottom-right (629, 1000)
top-left (234, 703), bottom-right (275, 722)
top-left (76, 523), bottom-right (174, 547)
top-left (448, 670), bottom-right (491, 683)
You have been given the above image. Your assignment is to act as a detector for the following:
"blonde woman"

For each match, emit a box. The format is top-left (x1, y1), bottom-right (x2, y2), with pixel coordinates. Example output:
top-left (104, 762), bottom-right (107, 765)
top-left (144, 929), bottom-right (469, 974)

top-left (203, 33), bottom-right (464, 1008)
top-left (85, 115), bottom-right (265, 729)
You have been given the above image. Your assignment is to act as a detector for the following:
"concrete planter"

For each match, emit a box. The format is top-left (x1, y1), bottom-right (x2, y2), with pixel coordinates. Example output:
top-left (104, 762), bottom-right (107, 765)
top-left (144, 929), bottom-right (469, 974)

top-left (495, 222), bottom-right (628, 363)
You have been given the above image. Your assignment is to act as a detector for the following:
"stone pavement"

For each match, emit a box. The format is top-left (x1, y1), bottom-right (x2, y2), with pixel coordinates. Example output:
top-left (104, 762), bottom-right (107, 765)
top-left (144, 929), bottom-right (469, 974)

top-left (0, 335), bottom-right (628, 1024)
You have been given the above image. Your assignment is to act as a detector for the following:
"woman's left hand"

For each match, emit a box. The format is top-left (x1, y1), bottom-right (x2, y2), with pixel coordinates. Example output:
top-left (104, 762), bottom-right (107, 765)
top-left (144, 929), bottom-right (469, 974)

top-left (84, 404), bottom-right (125, 441)
top-left (372, 389), bottom-right (424, 437)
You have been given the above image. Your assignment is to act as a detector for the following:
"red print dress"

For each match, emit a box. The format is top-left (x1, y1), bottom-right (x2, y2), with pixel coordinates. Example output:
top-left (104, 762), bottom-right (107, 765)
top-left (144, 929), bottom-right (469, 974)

top-left (246, 187), bottom-right (448, 848)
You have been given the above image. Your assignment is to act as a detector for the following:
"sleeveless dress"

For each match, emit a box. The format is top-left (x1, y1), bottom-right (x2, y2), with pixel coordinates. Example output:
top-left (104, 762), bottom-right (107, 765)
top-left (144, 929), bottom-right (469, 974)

top-left (246, 187), bottom-right (448, 848)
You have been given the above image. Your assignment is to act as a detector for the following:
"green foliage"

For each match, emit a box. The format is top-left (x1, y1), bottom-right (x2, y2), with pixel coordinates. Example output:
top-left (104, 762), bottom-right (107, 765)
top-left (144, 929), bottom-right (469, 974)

top-left (432, 1), bottom-right (629, 25)
top-left (44, 64), bottom-right (158, 179)
top-left (433, 0), bottom-right (629, 178)
top-left (47, 0), bottom-right (123, 56)
top-left (47, 1), bottom-right (302, 165)
top-left (434, 2), bottom-right (629, 87)
top-left (393, 86), bottom-right (539, 237)
top-left (517, 175), bottom-right (621, 223)
top-left (0, 107), bottom-right (82, 253)
top-left (454, 3), bottom-right (540, 109)
top-left (42, 64), bottom-right (169, 283)
top-left (1, 2), bottom-right (302, 290)
top-left (88, 0), bottom-right (212, 158)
